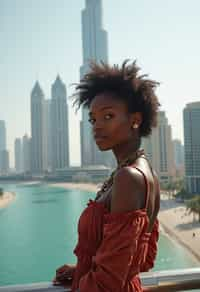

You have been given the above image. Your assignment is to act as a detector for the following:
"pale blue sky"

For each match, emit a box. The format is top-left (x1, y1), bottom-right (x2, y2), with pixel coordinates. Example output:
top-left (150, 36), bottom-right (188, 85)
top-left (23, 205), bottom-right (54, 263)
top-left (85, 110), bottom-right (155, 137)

top-left (1, 0), bottom-right (200, 167)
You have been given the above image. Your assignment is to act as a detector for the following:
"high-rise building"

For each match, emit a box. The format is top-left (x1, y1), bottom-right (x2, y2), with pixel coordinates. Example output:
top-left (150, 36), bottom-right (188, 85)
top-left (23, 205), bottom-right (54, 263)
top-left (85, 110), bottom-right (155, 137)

top-left (183, 102), bottom-right (200, 193)
top-left (0, 120), bottom-right (6, 151)
top-left (14, 138), bottom-right (22, 173)
top-left (22, 134), bottom-right (31, 173)
top-left (80, 0), bottom-right (114, 168)
top-left (0, 120), bottom-right (6, 171)
top-left (80, 0), bottom-right (108, 77)
top-left (30, 81), bottom-right (46, 174)
top-left (44, 99), bottom-right (52, 171)
top-left (142, 111), bottom-right (175, 183)
top-left (51, 75), bottom-right (69, 170)
top-left (0, 150), bottom-right (9, 174)
top-left (173, 139), bottom-right (185, 176)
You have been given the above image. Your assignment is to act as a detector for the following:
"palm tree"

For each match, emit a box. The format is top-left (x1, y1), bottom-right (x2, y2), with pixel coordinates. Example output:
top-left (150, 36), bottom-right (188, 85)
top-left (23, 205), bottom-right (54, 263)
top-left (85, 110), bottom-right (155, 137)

top-left (0, 187), bottom-right (4, 197)
top-left (194, 196), bottom-right (200, 222)
top-left (175, 188), bottom-right (189, 202)
top-left (186, 196), bottom-right (200, 222)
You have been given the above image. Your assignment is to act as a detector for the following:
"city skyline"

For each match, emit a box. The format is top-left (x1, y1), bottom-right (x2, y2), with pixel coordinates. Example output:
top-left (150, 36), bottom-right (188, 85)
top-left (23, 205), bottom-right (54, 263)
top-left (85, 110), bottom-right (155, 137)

top-left (1, 0), bottom-right (200, 167)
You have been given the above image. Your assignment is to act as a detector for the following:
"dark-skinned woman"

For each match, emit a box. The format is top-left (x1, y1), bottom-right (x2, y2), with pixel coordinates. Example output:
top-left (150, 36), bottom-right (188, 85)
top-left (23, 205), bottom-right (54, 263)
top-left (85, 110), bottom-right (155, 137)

top-left (53, 60), bottom-right (160, 292)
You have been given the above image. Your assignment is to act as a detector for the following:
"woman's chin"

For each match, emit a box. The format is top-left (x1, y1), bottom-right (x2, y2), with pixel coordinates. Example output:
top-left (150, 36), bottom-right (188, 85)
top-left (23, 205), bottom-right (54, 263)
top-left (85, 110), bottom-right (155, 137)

top-left (96, 144), bottom-right (111, 151)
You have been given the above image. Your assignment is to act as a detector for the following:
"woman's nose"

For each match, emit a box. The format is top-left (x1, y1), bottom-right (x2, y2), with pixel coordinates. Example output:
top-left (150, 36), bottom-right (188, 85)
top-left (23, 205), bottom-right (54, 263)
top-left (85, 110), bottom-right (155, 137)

top-left (93, 120), bottom-right (104, 130)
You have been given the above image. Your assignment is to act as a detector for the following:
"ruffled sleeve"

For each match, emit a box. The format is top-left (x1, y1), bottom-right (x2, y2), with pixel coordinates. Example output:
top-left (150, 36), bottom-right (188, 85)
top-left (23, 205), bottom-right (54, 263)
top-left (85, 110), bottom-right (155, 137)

top-left (71, 201), bottom-right (105, 292)
top-left (78, 210), bottom-right (148, 292)
top-left (140, 218), bottom-right (159, 272)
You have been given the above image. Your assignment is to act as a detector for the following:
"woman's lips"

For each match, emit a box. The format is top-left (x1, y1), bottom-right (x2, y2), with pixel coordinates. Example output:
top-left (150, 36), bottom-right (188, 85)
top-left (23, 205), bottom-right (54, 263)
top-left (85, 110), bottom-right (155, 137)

top-left (94, 135), bottom-right (108, 142)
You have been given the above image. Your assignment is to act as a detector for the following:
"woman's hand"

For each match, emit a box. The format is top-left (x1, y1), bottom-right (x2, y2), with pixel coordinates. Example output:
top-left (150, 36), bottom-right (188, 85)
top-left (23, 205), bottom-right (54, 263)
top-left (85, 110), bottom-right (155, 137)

top-left (53, 264), bottom-right (75, 286)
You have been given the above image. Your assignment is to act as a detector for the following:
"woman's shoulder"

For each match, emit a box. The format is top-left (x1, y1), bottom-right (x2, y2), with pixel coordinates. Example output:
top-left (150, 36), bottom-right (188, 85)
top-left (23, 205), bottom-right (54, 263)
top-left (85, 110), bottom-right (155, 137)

top-left (111, 166), bottom-right (146, 213)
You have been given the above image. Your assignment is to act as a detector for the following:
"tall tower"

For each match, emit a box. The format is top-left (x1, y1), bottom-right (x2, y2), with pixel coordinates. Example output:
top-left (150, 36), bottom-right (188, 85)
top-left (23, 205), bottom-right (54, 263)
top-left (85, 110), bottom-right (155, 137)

top-left (22, 134), bottom-right (31, 174)
top-left (0, 120), bottom-right (6, 151)
top-left (0, 120), bottom-right (6, 171)
top-left (142, 111), bottom-right (175, 184)
top-left (184, 102), bottom-right (200, 193)
top-left (80, 0), bottom-right (108, 77)
top-left (44, 99), bottom-right (52, 171)
top-left (80, 0), bottom-right (114, 167)
top-left (0, 150), bottom-right (9, 175)
top-left (14, 138), bottom-right (22, 173)
top-left (30, 81), bottom-right (46, 174)
top-left (51, 75), bottom-right (69, 170)
top-left (173, 139), bottom-right (185, 176)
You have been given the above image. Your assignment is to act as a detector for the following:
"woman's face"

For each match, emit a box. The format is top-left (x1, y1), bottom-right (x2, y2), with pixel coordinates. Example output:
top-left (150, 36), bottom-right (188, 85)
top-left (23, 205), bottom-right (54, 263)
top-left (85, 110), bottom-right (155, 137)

top-left (89, 92), bottom-right (137, 151)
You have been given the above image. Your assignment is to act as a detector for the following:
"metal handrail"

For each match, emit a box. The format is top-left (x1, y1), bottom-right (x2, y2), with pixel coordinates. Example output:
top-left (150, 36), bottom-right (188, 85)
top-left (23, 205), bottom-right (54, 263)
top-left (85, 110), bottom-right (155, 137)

top-left (141, 267), bottom-right (200, 291)
top-left (0, 267), bottom-right (200, 291)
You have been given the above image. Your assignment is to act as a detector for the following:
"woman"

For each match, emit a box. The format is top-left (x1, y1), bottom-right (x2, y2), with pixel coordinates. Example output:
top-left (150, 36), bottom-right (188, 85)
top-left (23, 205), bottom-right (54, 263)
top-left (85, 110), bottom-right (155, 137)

top-left (53, 60), bottom-right (160, 291)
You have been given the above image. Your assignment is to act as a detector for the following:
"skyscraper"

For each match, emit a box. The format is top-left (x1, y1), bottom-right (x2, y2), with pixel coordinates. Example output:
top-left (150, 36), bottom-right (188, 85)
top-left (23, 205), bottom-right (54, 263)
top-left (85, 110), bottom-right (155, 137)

top-left (80, 0), bottom-right (108, 77)
top-left (14, 138), bottom-right (22, 173)
top-left (22, 134), bottom-right (31, 174)
top-left (0, 150), bottom-right (9, 175)
top-left (0, 120), bottom-right (6, 151)
top-left (173, 139), bottom-right (185, 176)
top-left (0, 120), bottom-right (6, 172)
top-left (142, 111), bottom-right (175, 183)
top-left (80, 0), bottom-right (114, 167)
top-left (51, 75), bottom-right (69, 170)
top-left (183, 102), bottom-right (200, 193)
top-left (44, 99), bottom-right (52, 171)
top-left (30, 81), bottom-right (46, 174)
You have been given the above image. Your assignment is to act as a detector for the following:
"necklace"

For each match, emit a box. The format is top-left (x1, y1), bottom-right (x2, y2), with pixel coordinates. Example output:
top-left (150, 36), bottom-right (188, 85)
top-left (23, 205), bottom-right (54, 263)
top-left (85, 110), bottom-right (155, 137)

top-left (95, 149), bottom-right (145, 200)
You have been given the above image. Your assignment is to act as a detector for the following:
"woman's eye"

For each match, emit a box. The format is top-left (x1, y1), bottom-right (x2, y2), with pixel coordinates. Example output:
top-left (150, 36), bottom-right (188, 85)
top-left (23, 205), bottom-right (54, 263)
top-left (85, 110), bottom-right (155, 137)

top-left (88, 118), bottom-right (95, 124)
top-left (104, 114), bottom-right (113, 120)
top-left (88, 114), bottom-right (113, 124)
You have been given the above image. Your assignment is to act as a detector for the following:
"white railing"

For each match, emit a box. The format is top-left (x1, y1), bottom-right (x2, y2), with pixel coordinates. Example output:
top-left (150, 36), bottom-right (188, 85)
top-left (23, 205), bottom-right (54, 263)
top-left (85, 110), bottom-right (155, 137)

top-left (0, 268), bottom-right (200, 291)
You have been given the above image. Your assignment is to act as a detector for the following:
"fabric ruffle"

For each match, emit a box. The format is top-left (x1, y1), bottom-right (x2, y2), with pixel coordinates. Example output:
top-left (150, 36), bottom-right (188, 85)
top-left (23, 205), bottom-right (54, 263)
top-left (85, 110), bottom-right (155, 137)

top-left (78, 210), bottom-right (148, 291)
top-left (140, 219), bottom-right (159, 272)
top-left (72, 200), bottom-right (159, 292)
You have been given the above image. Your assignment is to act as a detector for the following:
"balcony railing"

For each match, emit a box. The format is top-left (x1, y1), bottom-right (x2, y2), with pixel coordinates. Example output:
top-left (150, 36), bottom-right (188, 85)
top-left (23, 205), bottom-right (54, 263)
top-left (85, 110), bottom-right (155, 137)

top-left (0, 268), bottom-right (200, 292)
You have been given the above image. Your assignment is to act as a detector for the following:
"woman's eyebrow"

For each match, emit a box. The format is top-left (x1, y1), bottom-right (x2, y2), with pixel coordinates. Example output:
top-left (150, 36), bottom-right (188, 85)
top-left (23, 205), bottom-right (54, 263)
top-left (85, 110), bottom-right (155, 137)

top-left (89, 106), bottom-right (113, 116)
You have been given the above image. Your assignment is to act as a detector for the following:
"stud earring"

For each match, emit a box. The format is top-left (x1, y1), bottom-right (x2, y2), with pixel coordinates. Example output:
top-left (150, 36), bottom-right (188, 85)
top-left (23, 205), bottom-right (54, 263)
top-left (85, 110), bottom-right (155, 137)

top-left (132, 124), bottom-right (138, 129)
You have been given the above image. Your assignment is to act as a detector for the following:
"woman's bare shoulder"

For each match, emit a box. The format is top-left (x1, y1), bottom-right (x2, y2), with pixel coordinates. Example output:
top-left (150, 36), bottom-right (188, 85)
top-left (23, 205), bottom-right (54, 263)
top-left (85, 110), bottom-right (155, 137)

top-left (111, 166), bottom-right (146, 213)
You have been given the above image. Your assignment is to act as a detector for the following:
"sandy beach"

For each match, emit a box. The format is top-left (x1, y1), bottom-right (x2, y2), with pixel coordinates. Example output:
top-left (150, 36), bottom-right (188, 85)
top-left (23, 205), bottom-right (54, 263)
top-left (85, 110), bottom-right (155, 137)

top-left (51, 182), bottom-right (200, 263)
top-left (158, 193), bottom-right (200, 262)
top-left (50, 182), bottom-right (99, 193)
top-left (0, 191), bottom-right (16, 208)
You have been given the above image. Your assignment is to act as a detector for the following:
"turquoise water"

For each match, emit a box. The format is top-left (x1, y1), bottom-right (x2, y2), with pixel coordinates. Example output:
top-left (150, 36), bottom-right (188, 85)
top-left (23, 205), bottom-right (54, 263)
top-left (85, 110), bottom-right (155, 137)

top-left (0, 183), bottom-right (199, 287)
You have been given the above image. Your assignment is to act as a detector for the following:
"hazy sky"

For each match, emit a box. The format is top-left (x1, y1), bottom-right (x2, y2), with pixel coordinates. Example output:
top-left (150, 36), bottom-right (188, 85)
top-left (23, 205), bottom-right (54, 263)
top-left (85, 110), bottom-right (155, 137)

top-left (1, 0), bottom-right (200, 167)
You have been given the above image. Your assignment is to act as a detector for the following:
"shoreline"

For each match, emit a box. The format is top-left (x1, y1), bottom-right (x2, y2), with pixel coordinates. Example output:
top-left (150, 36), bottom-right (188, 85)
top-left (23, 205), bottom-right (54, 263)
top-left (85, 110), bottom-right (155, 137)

top-left (51, 183), bottom-right (200, 263)
top-left (159, 218), bottom-right (200, 263)
top-left (0, 191), bottom-right (16, 209)
top-left (158, 194), bottom-right (200, 263)
top-left (49, 182), bottom-right (100, 192)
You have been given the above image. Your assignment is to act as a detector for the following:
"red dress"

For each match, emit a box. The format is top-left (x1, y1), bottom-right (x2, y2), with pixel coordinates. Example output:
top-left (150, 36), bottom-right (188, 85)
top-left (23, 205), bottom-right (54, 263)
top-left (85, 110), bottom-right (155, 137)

top-left (71, 166), bottom-right (159, 292)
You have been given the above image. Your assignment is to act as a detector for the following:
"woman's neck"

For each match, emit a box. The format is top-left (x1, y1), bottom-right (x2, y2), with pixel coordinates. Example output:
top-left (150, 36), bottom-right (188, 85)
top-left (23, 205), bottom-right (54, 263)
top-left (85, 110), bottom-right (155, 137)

top-left (112, 138), bottom-right (141, 165)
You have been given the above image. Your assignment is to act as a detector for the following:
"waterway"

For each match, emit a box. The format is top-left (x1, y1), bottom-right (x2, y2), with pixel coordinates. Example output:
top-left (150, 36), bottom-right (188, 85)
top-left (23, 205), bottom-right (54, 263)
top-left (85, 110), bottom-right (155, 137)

top-left (0, 183), bottom-right (199, 287)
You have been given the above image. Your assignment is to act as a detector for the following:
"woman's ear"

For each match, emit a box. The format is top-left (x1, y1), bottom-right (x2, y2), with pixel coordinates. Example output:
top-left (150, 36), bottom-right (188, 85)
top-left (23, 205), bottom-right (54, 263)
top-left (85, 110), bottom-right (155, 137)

top-left (130, 112), bottom-right (142, 128)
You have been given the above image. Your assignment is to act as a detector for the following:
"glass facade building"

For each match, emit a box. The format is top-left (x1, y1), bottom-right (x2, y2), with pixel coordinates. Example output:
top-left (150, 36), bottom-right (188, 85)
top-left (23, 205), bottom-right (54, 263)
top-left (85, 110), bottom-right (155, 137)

top-left (183, 102), bottom-right (200, 193)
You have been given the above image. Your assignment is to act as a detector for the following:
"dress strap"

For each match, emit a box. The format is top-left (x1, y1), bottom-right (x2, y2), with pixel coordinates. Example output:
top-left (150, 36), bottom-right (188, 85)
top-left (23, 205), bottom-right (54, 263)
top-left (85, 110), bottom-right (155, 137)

top-left (132, 166), bottom-right (150, 211)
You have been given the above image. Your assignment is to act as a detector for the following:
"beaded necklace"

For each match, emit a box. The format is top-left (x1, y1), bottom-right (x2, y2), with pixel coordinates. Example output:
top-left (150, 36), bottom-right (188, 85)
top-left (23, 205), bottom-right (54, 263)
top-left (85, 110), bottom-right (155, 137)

top-left (95, 149), bottom-right (145, 200)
